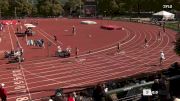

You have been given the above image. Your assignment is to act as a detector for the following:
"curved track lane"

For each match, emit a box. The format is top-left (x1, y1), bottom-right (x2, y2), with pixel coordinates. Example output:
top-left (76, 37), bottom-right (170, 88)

top-left (0, 19), bottom-right (179, 101)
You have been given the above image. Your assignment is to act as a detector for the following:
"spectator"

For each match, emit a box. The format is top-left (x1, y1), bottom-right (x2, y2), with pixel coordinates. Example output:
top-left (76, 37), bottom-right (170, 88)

top-left (68, 93), bottom-right (75, 101)
top-left (158, 75), bottom-right (171, 101)
top-left (0, 83), bottom-right (7, 101)
top-left (73, 92), bottom-right (82, 101)
top-left (53, 88), bottom-right (64, 101)
top-left (102, 84), bottom-right (108, 93)
top-left (49, 98), bottom-right (53, 101)
top-left (109, 93), bottom-right (117, 101)
top-left (174, 96), bottom-right (180, 101)
top-left (54, 96), bottom-right (64, 101)
top-left (93, 84), bottom-right (106, 101)
top-left (151, 79), bottom-right (159, 100)
top-left (152, 79), bottom-right (159, 92)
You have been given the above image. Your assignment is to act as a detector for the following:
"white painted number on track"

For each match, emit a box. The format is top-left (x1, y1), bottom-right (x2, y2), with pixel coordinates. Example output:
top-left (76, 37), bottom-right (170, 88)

top-left (16, 97), bottom-right (29, 101)
top-left (12, 70), bottom-right (29, 101)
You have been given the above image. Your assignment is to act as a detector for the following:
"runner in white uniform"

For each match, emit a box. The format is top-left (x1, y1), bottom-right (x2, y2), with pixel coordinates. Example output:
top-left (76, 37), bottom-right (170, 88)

top-left (160, 51), bottom-right (165, 66)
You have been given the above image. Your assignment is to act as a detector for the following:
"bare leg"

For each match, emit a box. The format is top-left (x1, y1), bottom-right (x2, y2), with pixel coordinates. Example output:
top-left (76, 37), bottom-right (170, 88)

top-left (160, 58), bottom-right (162, 66)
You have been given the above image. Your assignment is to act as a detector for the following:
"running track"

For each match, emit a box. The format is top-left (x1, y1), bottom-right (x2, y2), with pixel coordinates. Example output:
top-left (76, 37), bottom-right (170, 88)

top-left (0, 18), bottom-right (179, 101)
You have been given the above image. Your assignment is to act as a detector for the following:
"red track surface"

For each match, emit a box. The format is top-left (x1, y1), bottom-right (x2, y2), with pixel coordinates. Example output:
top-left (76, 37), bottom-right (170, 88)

top-left (0, 18), bottom-right (179, 101)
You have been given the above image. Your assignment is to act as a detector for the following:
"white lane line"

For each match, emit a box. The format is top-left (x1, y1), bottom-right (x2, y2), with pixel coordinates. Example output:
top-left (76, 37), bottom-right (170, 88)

top-left (0, 56), bottom-right (105, 74)
top-left (2, 45), bottom-right (176, 86)
top-left (2, 21), bottom-right (179, 94)
top-left (4, 59), bottom-right (117, 86)
top-left (122, 26), bottom-right (154, 53)
top-left (122, 27), bottom-right (168, 60)
top-left (26, 64), bottom-right (150, 90)
top-left (36, 30), bottom-right (57, 46)
top-left (0, 28), bottom-right (130, 67)
top-left (37, 28), bottom-right (63, 45)
top-left (3, 27), bottom-right (178, 98)
top-left (6, 53), bottom-right (152, 90)
top-left (0, 40), bottom-right (174, 83)
top-left (11, 25), bottom-right (22, 48)
top-left (8, 55), bottom-right (177, 101)
top-left (7, 26), bottom-right (14, 50)
top-left (5, 53), bottom-right (177, 94)
top-left (19, 64), bottom-right (32, 100)
top-left (5, 55), bottom-right (146, 91)
top-left (8, 28), bottom-right (130, 65)
top-left (0, 27), bottom-right (175, 78)
top-left (62, 67), bottom-right (150, 89)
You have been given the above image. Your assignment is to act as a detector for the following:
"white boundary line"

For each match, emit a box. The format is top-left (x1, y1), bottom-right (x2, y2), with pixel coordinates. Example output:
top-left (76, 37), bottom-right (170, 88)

top-left (7, 26), bottom-right (14, 50)
top-left (1, 19), bottom-right (179, 100)
top-left (19, 64), bottom-right (32, 100)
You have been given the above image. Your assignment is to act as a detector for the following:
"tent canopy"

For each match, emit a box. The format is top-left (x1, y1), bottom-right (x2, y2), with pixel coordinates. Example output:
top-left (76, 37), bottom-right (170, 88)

top-left (81, 20), bottom-right (97, 24)
top-left (153, 11), bottom-right (175, 20)
top-left (24, 24), bottom-right (36, 28)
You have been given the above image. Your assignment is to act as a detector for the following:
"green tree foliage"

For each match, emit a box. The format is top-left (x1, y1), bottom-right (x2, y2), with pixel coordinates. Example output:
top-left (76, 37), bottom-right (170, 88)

top-left (38, 0), bottom-right (63, 16)
top-left (31, 6), bottom-right (38, 17)
top-left (64, 0), bottom-right (83, 16)
top-left (96, 0), bottom-right (180, 16)
top-left (0, 0), bottom-right (180, 18)
top-left (0, 0), bottom-right (9, 17)
top-left (51, 0), bottom-right (64, 16)
top-left (170, 0), bottom-right (180, 11)
top-left (14, 0), bottom-right (33, 17)
top-left (97, 0), bottom-right (111, 15)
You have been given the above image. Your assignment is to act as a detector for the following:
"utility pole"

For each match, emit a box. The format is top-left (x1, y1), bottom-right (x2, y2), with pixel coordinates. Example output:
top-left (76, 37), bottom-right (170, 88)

top-left (15, 7), bottom-right (17, 19)
top-left (79, 0), bottom-right (81, 18)
top-left (0, 9), bottom-right (1, 19)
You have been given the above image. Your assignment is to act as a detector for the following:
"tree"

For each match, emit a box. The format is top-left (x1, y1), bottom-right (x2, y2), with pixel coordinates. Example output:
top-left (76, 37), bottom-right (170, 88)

top-left (38, 0), bottom-right (63, 17)
top-left (8, 0), bottom-right (33, 17)
top-left (97, 0), bottom-right (111, 16)
top-left (64, 0), bottom-right (83, 16)
top-left (170, 0), bottom-right (180, 11)
top-left (31, 5), bottom-right (38, 17)
top-left (38, 0), bottom-right (51, 16)
top-left (0, 0), bottom-right (9, 18)
top-left (51, 0), bottom-right (64, 16)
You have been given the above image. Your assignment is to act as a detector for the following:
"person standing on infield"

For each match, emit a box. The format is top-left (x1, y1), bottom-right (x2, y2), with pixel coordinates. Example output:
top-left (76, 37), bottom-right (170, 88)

top-left (158, 31), bottom-right (161, 41)
top-left (72, 25), bottom-right (76, 35)
top-left (54, 35), bottom-right (57, 42)
top-left (75, 47), bottom-right (79, 58)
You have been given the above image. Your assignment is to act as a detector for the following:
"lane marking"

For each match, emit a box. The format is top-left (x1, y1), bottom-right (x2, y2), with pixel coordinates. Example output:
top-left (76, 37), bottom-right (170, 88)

top-left (12, 69), bottom-right (30, 101)
top-left (11, 25), bottom-right (22, 48)
top-left (7, 26), bottom-right (14, 50)
top-left (19, 64), bottom-right (32, 100)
